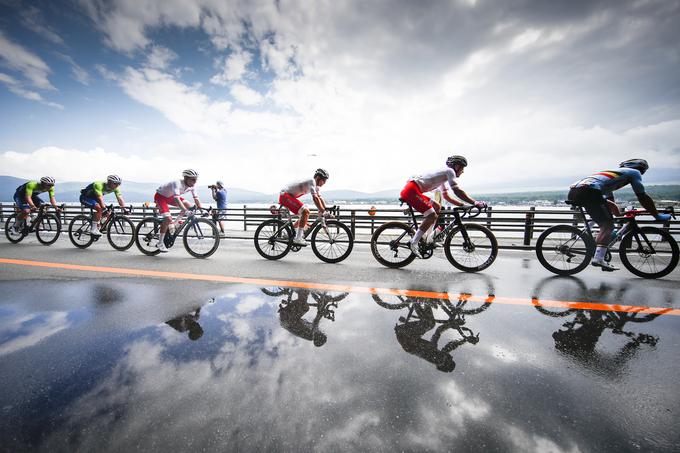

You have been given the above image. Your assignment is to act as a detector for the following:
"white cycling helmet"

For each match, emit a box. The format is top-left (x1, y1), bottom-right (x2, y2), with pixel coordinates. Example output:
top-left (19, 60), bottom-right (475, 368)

top-left (107, 174), bottom-right (122, 184)
top-left (40, 176), bottom-right (55, 185)
top-left (182, 169), bottom-right (199, 178)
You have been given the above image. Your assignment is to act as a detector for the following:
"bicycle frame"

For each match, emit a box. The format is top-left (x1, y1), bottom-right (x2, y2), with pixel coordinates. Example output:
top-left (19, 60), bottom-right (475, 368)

top-left (270, 205), bottom-right (340, 242)
top-left (574, 204), bottom-right (650, 251)
top-left (399, 203), bottom-right (477, 246)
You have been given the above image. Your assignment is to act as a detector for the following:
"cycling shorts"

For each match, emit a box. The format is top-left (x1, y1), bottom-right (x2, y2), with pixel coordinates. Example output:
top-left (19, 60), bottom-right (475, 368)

top-left (279, 192), bottom-right (305, 215)
top-left (567, 187), bottom-right (612, 226)
top-left (79, 194), bottom-right (99, 208)
top-left (400, 181), bottom-right (435, 215)
top-left (13, 192), bottom-right (44, 211)
top-left (155, 192), bottom-right (184, 217)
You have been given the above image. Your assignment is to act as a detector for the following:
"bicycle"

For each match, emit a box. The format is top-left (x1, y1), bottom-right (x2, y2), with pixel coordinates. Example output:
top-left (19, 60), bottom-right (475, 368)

top-left (135, 206), bottom-right (220, 258)
top-left (370, 200), bottom-right (498, 272)
top-left (4, 203), bottom-right (64, 245)
top-left (253, 205), bottom-right (354, 263)
top-left (535, 203), bottom-right (678, 278)
top-left (68, 204), bottom-right (136, 251)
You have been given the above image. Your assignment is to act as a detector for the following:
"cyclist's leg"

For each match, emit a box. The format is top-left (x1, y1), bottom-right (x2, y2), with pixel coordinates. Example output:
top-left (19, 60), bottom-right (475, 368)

top-left (571, 188), bottom-right (616, 270)
top-left (79, 194), bottom-right (100, 229)
top-left (13, 192), bottom-right (32, 224)
top-left (154, 193), bottom-right (174, 249)
top-left (279, 193), bottom-right (306, 242)
top-left (401, 181), bottom-right (437, 245)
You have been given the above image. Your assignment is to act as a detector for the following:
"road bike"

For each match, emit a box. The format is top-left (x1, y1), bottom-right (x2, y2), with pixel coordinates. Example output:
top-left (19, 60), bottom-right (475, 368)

top-left (135, 206), bottom-right (220, 258)
top-left (4, 204), bottom-right (64, 245)
top-left (370, 200), bottom-right (498, 271)
top-left (68, 204), bottom-right (136, 251)
top-left (535, 203), bottom-right (678, 278)
top-left (254, 205), bottom-right (353, 263)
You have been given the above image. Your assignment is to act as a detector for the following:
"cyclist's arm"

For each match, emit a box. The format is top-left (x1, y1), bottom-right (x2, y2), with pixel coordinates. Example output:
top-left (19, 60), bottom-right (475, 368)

top-left (173, 194), bottom-right (187, 213)
top-left (442, 190), bottom-right (464, 206)
top-left (312, 193), bottom-right (326, 214)
top-left (49, 195), bottom-right (59, 209)
top-left (636, 192), bottom-right (660, 217)
top-left (97, 195), bottom-right (106, 209)
top-left (116, 194), bottom-right (126, 208)
top-left (194, 196), bottom-right (203, 210)
top-left (451, 186), bottom-right (477, 205)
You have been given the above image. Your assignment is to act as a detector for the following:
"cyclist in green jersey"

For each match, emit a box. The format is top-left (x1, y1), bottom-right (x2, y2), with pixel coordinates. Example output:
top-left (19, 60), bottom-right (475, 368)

top-left (79, 175), bottom-right (127, 236)
top-left (12, 176), bottom-right (62, 232)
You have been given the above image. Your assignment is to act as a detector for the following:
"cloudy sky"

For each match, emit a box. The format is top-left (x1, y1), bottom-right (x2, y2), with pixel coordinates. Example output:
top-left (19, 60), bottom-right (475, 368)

top-left (0, 0), bottom-right (679, 193)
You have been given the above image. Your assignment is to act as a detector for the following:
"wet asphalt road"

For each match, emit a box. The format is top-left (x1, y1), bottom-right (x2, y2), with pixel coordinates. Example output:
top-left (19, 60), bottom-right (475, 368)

top-left (0, 237), bottom-right (679, 452)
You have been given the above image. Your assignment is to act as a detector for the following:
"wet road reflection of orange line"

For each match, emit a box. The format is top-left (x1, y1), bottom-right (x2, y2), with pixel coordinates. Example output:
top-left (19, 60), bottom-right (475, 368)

top-left (1, 257), bottom-right (679, 317)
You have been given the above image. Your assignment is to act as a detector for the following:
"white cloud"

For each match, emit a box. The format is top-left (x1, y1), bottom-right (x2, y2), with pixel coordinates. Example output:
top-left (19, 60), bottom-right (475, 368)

top-left (55, 52), bottom-right (91, 86)
top-left (0, 30), bottom-right (55, 90)
top-left (146, 45), bottom-right (177, 70)
top-left (0, 312), bottom-right (70, 356)
top-left (210, 50), bottom-right (253, 86)
top-left (230, 83), bottom-right (263, 105)
top-left (20, 5), bottom-right (65, 46)
top-left (0, 71), bottom-right (63, 109)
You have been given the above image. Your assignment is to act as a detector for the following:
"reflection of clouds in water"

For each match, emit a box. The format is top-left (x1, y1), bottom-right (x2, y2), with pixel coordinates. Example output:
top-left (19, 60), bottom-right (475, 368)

top-left (489, 344), bottom-right (520, 363)
top-left (40, 305), bottom-right (494, 451)
top-left (235, 294), bottom-right (268, 314)
top-left (504, 425), bottom-right (581, 453)
top-left (0, 312), bottom-right (69, 356)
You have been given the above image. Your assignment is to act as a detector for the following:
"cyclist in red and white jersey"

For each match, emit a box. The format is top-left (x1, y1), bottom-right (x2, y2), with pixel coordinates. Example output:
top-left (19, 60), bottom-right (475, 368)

top-left (154, 169), bottom-right (203, 252)
top-left (400, 155), bottom-right (486, 258)
top-left (279, 168), bottom-right (329, 245)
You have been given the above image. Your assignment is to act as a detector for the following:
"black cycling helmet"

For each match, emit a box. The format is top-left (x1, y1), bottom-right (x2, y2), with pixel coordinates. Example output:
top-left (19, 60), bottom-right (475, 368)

top-left (314, 168), bottom-right (329, 180)
top-left (446, 155), bottom-right (468, 169)
top-left (619, 158), bottom-right (649, 174)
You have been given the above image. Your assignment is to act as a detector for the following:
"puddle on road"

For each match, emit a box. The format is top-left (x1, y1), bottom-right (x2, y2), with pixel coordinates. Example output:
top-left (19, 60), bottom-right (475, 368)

top-left (0, 278), bottom-right (678, 452)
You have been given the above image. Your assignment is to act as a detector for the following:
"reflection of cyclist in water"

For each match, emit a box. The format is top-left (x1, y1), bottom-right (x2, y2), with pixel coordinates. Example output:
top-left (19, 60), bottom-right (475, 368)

top-left (263, 287), bottom-right (348, 347)
top-left (165, 308), bottom-right (204, 341)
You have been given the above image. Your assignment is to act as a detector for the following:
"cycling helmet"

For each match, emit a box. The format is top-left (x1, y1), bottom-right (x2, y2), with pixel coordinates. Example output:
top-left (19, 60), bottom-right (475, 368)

top-left (446, 155), bottom-right (468, 168)
top-left (314, 168), bottom-right (329, 180)
top-left (40, 176), bottom-right (55, 185)
top-left (619, 158), bottom-right (649, 174)
top-left (107, 174), bottom-right (122, 184)
top-left (182, 169), bottom-right (199, 178)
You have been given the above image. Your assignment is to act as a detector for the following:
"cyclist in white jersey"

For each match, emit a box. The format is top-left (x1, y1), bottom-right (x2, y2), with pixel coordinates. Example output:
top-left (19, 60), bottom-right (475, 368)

top-left (279, 168), bottom-right (329, 245)
top-left (400, 155), bottom-right (487, 258)
top-left (153, 169), bottom-right (203, 252)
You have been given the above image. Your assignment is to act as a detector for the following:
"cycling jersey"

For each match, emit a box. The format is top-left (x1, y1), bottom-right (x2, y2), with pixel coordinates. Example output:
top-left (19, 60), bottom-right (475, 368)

top-left (409, 168), bottom-right (459, 193)
top-left (570, 167), bottom-right (645, 197)
top-left (282, 179), bottom-right (318, 198)
top-left (81, 181), bottom-right (122, 199)
top-left (15, 181), bottom-right (55, 198)
top-left (156, 180), bottom-right (197, 198)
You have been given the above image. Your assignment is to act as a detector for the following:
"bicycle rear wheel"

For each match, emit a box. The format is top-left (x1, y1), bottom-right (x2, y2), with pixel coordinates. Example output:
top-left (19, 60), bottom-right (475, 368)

top-left (444, 223), bottom-right (498, 272)
top-left (535, 225), bottom-right (594, 276)
top-left (35, 213), bottom-right (61, 245)
top-left (107, 215), bottom-right (135, 251)
top-left (370, 221), bottom-right (416, 268)
top-left (254, 219), bottom-right (293, 260)
top-left (311, 220), bottom-right (354, 263)
top-left (183, 218), bottom-right (220, 258)
top-left (619, 227), bottom-right (679, 279)
top-left (69, 215), bottom-right (95, 248)
top-left (4, 214), bottom-right (25, 243)
top-left (135, 217), bottom-right (162, 256)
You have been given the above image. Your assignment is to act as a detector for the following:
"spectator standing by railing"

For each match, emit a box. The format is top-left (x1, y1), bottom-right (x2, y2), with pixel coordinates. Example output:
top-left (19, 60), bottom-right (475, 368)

top-left (210, 180), bottom-right (228, 236)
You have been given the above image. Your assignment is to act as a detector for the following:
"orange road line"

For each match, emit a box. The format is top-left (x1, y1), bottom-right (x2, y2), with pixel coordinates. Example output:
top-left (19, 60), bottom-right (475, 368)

top-left (1, 257), bottom-right (679, 317)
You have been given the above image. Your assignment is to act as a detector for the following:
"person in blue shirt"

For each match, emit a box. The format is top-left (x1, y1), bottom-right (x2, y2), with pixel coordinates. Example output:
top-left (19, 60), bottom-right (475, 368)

top-left (210, 180), bottom-right (227, 235)
top-left (568, 158), bottom-right (670, 271)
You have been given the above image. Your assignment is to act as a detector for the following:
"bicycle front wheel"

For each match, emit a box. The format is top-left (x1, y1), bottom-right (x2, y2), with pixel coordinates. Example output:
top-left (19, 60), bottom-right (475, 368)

top-left (254, 219), bottom-right (293, 260)
top-left (444, 223), bottom-right (498, 272)
top-left (311, 220), bottom-right (354, 263)
top-left (183, 218), bottom-right (220, 258)
top-left (36, 213), bottom-right (61, 245)
top-left (107, 215), bottom-right (136, 251)
top-left (535, 225), bottom-right (594, 276)
top-left (68, 214), bottom-right (95, 248)
top-left (619, 227), bottom-right (679, 279)
top-left (135, 217), bottom-right (162, 256)
top-left (4, 214), bottom-right (25, 243)
top-left (370, 222), bottom-right (416, 268)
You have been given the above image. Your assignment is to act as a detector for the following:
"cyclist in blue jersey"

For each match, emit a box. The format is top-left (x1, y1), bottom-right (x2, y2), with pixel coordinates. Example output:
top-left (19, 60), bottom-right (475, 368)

top-left (567, 158), bottom-right (670, 271)
top-left (79, 175), bottom-right (127, 236)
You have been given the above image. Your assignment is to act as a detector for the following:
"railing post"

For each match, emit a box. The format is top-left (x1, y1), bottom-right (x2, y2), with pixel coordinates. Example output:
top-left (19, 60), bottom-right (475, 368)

top-left (243, 204), bottom-right (247, 231)
top-left (0, 202), bottom-right (4, 224)
top-left (486, 206), bottom-right (492, 230)
top-left (351, 210), bottom-right (356, 237)
top-left (523, 206), bottom-right (536, 246)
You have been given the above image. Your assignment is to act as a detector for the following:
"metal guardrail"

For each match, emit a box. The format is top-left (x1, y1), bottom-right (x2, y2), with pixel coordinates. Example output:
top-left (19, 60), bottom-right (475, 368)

top-left (1, 202), bottom-right (678, 249)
